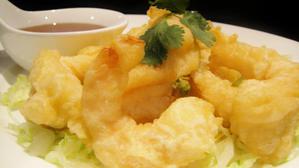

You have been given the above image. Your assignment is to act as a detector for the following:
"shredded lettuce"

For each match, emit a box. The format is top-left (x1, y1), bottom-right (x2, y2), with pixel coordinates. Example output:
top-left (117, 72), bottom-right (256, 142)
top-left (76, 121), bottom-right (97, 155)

top-left (280, 127), bottom-right (299, 164)
top-left (9, 122), bottom-right (102, 168)
top-left (216, 135), bottom-right (235, 168)
top-left (188, 136), bottom-right (234, 168)
top-left (9, 122), bottom-right (56, 157)
top-left (0, 75), bottom-right (31, 110)
top-left (225, 127), bottom-right (299, 168)
top-left (186, 129), bottom-right (259, 168)
top-left (226, 137), bottom-right (258, 168)
top-left (186, 129), bottom-right (236, 168)
top-left (227, 156), bottom-right (257, 168)
top-left (45, 132), bottom-right (102, 168)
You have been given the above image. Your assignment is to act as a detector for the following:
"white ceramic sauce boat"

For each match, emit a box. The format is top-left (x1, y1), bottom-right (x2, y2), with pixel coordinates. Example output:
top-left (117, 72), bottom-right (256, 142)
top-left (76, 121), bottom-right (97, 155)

top-left (0, 0), bottom-right (127, 70)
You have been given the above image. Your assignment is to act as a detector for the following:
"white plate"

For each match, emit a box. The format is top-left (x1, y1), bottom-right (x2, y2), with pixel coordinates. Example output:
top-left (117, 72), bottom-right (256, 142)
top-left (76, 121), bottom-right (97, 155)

top-left (1, 14), bottom-right (299, 168)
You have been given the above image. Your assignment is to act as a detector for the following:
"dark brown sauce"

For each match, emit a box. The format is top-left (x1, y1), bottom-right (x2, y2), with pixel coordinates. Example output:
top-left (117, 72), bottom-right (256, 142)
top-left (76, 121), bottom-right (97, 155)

top-left (21, 23), bottom-right (105, 33)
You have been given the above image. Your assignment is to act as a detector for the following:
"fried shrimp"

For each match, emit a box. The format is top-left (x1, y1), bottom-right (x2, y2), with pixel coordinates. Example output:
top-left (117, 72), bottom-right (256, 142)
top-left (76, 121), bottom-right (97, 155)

top-left (82, 35), bottom-right (221, 168)
top-left (122, 6), bottom-right (209, 122)
top-left (61, 46), bottom-right (103, 81)
top-left (20, 50), bottom-right (91, 138)
top-left (192, 28), bottom-right (299, 163)
top-left (21, 50), bottom-right (82, 129)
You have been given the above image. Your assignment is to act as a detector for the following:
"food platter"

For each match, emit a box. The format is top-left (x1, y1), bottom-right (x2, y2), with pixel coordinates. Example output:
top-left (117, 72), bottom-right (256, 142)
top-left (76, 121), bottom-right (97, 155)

top-left (1, 14), bottom-right (299, 168)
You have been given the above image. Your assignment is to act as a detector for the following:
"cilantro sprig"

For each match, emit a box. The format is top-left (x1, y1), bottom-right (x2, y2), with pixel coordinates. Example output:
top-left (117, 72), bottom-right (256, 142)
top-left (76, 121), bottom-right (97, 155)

top-left (150, 0), bottom-right (189, 14)
top-left (140, 20), bottom-right (184, 66)
top-left (180, 11), bottom-right (215, 47)
top-left (141, 0), bottom-right (216, 66)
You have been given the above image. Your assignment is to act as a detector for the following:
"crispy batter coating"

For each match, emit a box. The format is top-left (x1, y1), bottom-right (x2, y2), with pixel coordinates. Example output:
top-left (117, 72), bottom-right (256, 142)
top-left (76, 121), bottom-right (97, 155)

top-left (21, 50), bottom-right (82, 129)
top-left (122, 7), bottom-right (209, 122)
top-left (61, 46), bottom-right (103, 81)
top-left (82, 35), bottom-right (220, 168)
top-left (20, 47), bottom-right (102, 138)
top-left (192, 28), bottom-right (299, 163)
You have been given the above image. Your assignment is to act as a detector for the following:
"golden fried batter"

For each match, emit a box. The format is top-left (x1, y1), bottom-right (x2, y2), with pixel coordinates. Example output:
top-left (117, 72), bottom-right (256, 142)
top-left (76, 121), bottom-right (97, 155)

top-left (121, 7), bottom-right (209, 122)
top-left (21, 50), bottom-right (82, 129)
top-left (82, 35), bottom-right (221, 168)
top-left (20, 48), bottom-right (102, 138)
top-left (192, 28), bottom-right (299, 163)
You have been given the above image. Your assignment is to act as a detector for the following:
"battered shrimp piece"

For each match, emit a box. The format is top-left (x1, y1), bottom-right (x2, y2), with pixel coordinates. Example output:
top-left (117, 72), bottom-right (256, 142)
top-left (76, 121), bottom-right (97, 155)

top-left (192, 29), bottom-right (299, 163)
top-left (61, 46), bottom-right (102, 81)
top-left (82, 35), bottom-right (220, 168)
top-left (127, 6), bottom-right (205, 91)
top-left (122, 6), bottom-right (208, 122)
top-left (122, 83), bottom-right (175, 123)
top-left (21, 50), bottom-right (82, 129)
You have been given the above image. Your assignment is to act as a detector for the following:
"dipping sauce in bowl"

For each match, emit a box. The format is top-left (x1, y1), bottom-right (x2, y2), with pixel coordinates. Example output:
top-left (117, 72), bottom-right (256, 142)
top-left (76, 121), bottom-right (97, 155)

top-left (21, 23), bottom-right (105, 33)
top-left (0, 0), bottom-right (127, 70)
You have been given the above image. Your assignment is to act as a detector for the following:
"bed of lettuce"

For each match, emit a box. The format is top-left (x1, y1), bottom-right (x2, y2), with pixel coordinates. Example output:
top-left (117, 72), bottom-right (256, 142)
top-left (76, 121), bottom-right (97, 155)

top-left (1, 75), bottom-right (299, 168)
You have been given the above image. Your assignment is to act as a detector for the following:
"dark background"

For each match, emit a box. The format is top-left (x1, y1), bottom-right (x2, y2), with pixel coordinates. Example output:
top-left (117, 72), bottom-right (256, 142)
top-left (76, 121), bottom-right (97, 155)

top-left (9, 0), bottom-right (299, 41)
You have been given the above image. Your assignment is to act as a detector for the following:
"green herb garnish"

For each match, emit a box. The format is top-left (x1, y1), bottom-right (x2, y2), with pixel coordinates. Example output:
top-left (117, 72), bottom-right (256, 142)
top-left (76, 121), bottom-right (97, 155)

top-left (150, 0), bottom-right (189, 14)
top-left (141, 0), bottom-right (216, 66)
top-left (180, 11), bottom-right (215, 47)
top-left (173, 76), bottom-right (191, 96)
top-left (140, 19), bottom-right (184, 66)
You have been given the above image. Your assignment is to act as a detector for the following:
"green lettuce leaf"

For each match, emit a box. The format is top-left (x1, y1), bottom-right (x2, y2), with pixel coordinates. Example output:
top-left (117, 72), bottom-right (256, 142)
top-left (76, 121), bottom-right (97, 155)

top-left (0, 75), bottom-right (31, 110)
top-left (216, 135), bottom-right (235, 168)
top-left (9, 122), bottom-right (102, 168)
top-left (280, 127), bottom-right (299, 164)
top-left (45, 132), bottom-right (102, 168)
top-left (9, 122), bottom-right (56, 157)
top-left (226, 138), bottom-right (257, 168)
top-left (227, 156), bottom-right (257, 168)
top-left (186, 128), bottom-right (259, 168)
